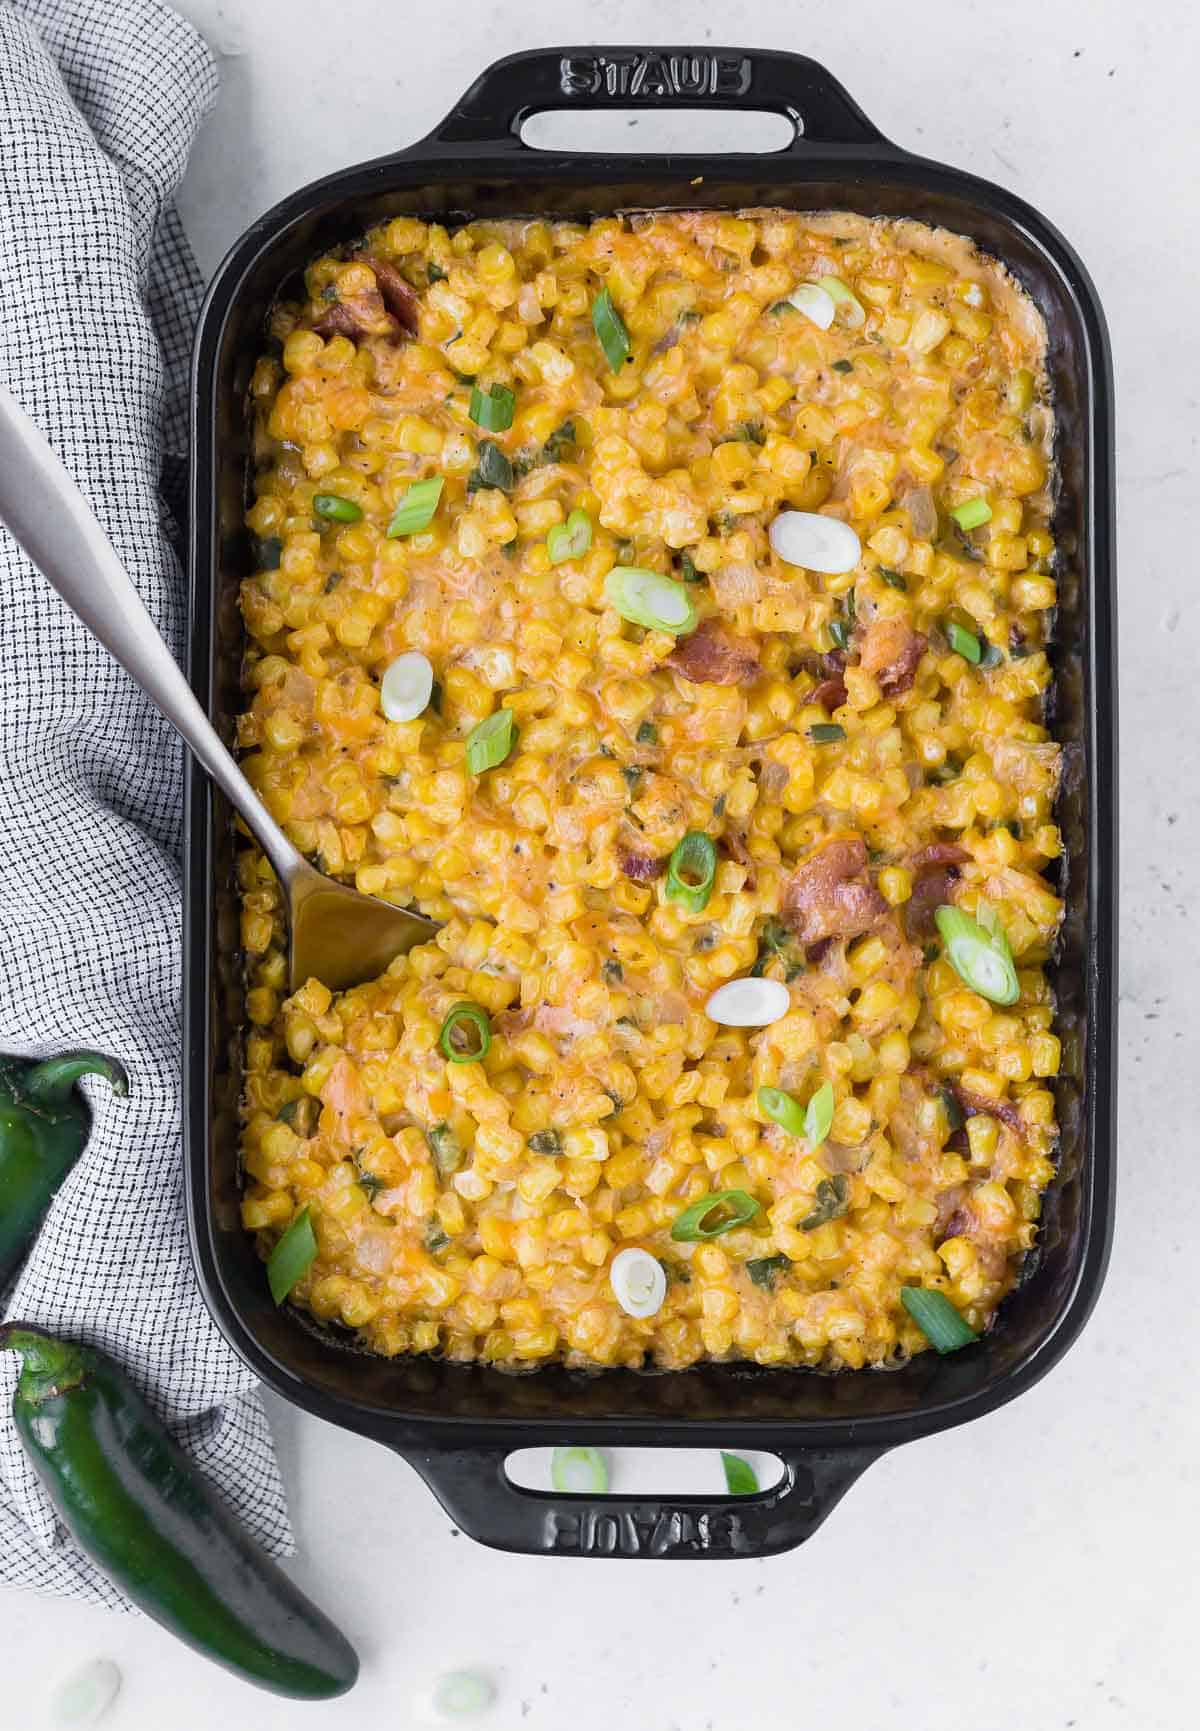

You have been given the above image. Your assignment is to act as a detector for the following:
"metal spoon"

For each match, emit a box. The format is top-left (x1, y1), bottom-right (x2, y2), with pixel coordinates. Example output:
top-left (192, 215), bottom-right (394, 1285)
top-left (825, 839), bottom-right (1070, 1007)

top-left (0, 386), bottom-right (438, 991)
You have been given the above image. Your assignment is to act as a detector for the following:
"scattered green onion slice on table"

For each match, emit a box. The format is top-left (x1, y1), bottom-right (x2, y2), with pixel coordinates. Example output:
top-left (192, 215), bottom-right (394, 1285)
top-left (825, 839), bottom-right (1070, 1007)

top-left (803, 1079), bottom-right (836, 1148)
top-left (900, 1286), bottom-right (979, 1353)
top-left (546, 508), bottom-right (593, 565)
top-left (949, 496), bottom-right (992, 532)
top-left (721, 1452), bottom-right (759, 1496)
top-left (945, 620), bottom-right (983, 663)
top-left (380, 651), bottom-right (435, 722)
top-left (438, 1001), bottom-right (492, 1064)
top-left (387, 476), bottom-right (443, 537)
top-left (551, 1446), bottom-right (610, 1494)
top-left (935, 904), bottom-right (1020, 1005)
top-left (430, 1670), bottom-right (497, 1719)
top-left (821, 275), bottom-right (867, 328)
top-left (665, 831), bottom-right (717, 914)
top-left (267, 1205), bottom-right (318, 1305)
top-left (312, 492), bottom-right (363, 523)
top-left (609, 1247), bottom-right (667, 1318)
top-left (466, 708), bottom-right (515, 774)
top-left (592, 285), bottom-right (631, 372)
top-left (757, 1085), bottom-right (806, 1138)
top-left (49, 1658), bottom-right (123, 1728)
top-left (671, 1189), bottom-right (761, 1242)
top-left (604, 566), bottom-right (698, 635)
top-left (809, 722), bottom-right (846, 744)
top-left (468, 382), bottom-right (515, 432)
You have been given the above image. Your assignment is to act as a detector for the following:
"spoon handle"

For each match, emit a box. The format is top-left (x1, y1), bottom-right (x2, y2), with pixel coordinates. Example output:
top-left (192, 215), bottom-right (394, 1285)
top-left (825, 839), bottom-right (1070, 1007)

top-left (0, 385), bottom-right (303, 890)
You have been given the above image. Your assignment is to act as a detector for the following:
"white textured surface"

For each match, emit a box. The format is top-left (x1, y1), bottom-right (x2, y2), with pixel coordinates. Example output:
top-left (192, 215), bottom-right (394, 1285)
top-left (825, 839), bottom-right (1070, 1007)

top-left (12, 0), bottom-right (1200, 1725)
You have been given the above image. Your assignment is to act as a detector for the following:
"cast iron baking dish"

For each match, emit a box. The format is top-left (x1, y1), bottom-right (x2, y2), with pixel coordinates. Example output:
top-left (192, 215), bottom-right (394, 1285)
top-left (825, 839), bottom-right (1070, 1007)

top-left (185, 47), bottom-right (1117, 1559)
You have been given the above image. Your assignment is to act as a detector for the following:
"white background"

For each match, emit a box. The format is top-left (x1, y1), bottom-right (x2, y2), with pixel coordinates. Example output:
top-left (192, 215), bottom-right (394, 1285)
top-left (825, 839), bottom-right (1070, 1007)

top-left (13, 1), bottom-right (1200, 1726)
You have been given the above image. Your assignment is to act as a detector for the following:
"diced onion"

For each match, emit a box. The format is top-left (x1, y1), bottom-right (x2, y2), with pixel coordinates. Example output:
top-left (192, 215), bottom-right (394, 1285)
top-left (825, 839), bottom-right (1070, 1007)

top-left (50, 1659), bottom-right (122, 1728)
top-left (380, 651), bottom-right (434, 721)
top-left (769, 511), bottom-right (861, 575)
top-left (609, 1247), bottom-right (667, 1318)
top-left (787, 282), bottom-right (835, 330)
top-left (705, 977), bottom-right (790, 1027)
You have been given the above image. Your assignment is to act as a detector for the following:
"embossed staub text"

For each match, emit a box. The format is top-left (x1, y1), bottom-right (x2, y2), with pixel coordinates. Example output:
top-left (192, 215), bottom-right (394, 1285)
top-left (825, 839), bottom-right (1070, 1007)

top-left (558, 52), bottom-right (752, 102)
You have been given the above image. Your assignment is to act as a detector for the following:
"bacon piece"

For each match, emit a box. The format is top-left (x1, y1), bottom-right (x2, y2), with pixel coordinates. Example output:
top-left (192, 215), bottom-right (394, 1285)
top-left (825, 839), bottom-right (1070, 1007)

top-left (809, 650), bottom-right (847, 712)
top-left (313, 287), bottom-right (397, 342)
top-left (781, 837), bottom-right (886, 946)
top-left (950, 1082), bottom-right (1024, 1134)
top-left (858, 615), bottom-right (928, 698)
top-left (354, 254), bottom-right (421, 335)
top-left (666, 619), bottom-right (760, 686)
top-left (912, 842), bottom-right (970, 870)
top-left (619, 848), bottom-right (665, 882)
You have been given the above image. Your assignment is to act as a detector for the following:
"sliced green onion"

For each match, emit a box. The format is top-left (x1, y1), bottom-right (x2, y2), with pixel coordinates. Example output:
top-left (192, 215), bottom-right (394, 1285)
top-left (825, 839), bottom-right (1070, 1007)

top-left (821, 276), bottom-right (866, 328)
top-left (787, 282), bottom-right (835, 330)
top-left (527, 1128), bottom-right (563, 1155)
top-left (381, 651), bottom-right (435, 722)
top-left (721, 1452), bottom-right (759, 1495)
top-left (468, 440), bottom-right (513, 493)
top-left (542, 418), bottom-right (577, 462)
top-left (705, 976), bottom-right (790, 1027)
top-left (604, 566), bottom-right (697, 635)
top-left (592, 285), bottom-right (631, 372)
top-left (900, 1286), bottom-right (979, 1353)
top-left (770, 510), bottom-right (861, 575)
top-left (757, 1085), bottom-right (806, 1137)
top-left (935, 904), bottom-right (1020, 1005)
top-left (466, 708), bottom-right (515, 774)
top-left (313, 492), bottom-right (363, 523)
top-left (745, 1253), bottom-right (790, 1289)
top-left (950, 496), bottom-right (992, 532)
top-left (387, 476), bottom-right (443, 537)
top-left (430, 1670), bottom-right (497, 1718)
top-left (468, 382), bottom-right (515, 432)
top-left (809, 722), bottom-right (845, 744)
top-left (945, 620), bottom-right (983, 663)
top-left (671, 1189), bottom-right (761, 1242)
top-left (800, 1173), bottom-right (849, 1231)
top-left (609, 1247), bottom-right (667, 1318)
top-left (665, 831), bottom-right (717, 914)
top-left (804, 1079), bottom-right (835, 1148)
top-left (267, 1205), bottom-right (318, 1305)
top-left (979, 640), bottom-right (1005, 668)
top-left (552, 1446), bottom-right (610, 1493)
top-left (427, 1122), bottom-right (463, 1175)
top-left (546, 508), bottom-right (593, 565)
top-left (50, 1658), bottom-right (123, 1728)
top-left (438, 1001), bottom-right (492, 1064)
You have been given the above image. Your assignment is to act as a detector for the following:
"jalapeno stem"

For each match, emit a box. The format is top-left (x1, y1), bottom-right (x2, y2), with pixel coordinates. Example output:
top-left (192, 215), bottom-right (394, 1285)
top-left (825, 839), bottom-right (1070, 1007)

top-left (20, 1052), bottom-right (129, 1106)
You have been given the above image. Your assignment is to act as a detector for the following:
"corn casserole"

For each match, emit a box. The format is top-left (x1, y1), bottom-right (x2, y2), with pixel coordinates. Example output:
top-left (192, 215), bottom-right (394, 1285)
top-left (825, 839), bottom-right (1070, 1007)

top-left (235, 209), bottom-right (1062, 1372)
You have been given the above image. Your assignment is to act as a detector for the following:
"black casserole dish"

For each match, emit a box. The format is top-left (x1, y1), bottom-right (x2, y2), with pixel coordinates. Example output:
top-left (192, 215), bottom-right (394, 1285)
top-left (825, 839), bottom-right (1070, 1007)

top-left (185, 47), bottom-right (1116, 1559)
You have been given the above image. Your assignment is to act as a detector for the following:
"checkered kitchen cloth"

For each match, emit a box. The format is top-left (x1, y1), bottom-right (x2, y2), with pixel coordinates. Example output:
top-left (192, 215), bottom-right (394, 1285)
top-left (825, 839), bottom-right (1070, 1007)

top-left (0, 0), bottom-right (294, 1603)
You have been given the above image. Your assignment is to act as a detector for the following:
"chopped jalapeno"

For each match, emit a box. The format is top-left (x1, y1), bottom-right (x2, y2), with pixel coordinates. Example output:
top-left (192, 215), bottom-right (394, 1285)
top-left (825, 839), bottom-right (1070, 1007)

top-left (745, 1253), bottom-right (790, 1289)
top-left (426, 1122), bottom-right (463, 1174)
top-left (809, 722), bottom-right (846, 744)
top-left (466, 708), bottom-right (516, 774)
top-left (800, 1174), bottom-right (849, 1230)
top-left (592, 286), bottom-right (631, 372)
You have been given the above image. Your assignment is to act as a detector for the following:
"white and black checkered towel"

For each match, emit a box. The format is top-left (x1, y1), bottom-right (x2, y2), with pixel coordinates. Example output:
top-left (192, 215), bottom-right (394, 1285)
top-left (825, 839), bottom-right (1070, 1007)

top-left (0, 0), bottom-right (294, 1603)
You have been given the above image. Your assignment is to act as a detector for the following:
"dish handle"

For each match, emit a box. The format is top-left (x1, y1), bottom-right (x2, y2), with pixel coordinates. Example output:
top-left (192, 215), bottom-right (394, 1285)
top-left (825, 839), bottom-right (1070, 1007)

top-left (395, 1442), bottom-right (884, 1559)
top-left (418, 46), bottom-right (887, 155)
